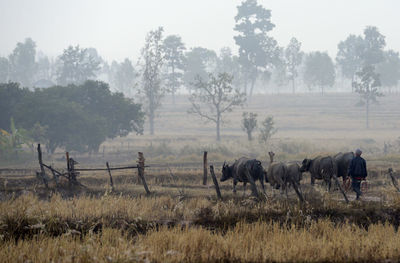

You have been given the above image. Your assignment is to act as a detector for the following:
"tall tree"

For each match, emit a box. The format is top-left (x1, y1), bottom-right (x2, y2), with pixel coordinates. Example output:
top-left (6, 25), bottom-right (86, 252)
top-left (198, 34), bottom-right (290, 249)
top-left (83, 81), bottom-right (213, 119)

top-left (376, 50), bottom-right (400, 90)
top-left (0, 57), bottom-right (9, 83)
top-left (336, 34), bottom-right (365, 87)
top-left (183, 47), bottom-right (217, 88)
top-left (8, 38), bottom-right (37, 87)
top-left (216, 47), bottom-right (242, 89)
top-left (352, 65), bottom-right (382, 128)
top-left (163, 35), bottom-right (186, 103)
top-left (234, 0), bottom-right (279, 97)
top-left (362, 26), bottom-right (386, 66)
top-left (285, 37), bottom-right (303, 93)
top-left (56, 45), bottom-right (100, 85)
top-left (188, 72), bottom-right (246, 141)
top-left (111, 58), bottom-right (136, 97)
top-left (303, 52), bottom-right (335, 94)
top-left (140, 27), bottom-right (165, 135)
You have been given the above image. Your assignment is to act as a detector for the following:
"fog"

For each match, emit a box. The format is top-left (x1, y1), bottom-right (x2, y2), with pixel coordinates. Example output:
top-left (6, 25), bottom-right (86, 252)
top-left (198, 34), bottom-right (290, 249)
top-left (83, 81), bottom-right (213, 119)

top-left (1, 0), bottom-right (399, 60)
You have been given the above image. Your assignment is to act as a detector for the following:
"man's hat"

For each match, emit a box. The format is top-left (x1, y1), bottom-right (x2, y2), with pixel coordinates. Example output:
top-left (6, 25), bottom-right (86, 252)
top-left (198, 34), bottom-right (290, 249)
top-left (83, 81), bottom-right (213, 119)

top-left (356, 149), bottom-right (362, 155)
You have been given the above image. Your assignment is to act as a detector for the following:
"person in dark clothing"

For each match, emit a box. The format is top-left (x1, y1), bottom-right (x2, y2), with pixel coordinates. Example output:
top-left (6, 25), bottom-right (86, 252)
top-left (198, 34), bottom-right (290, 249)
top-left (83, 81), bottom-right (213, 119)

top-left (348, 149), bottom-right (367, 200)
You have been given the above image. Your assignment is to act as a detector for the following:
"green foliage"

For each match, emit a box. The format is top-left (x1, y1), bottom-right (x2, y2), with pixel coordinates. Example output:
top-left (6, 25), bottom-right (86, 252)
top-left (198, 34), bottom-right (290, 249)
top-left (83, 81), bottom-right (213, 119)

top-left (189, 72), bottom-right (246, 141)
top-left (241, 112), bottom-right (257, 141)
top-left (336, 34), bottom-right (365, 80)
top-left (0, 118), bottom-right (31, 159)
top-left (259, 116), bottom-right (276, 146)
top-left (284, 37), bottom-right (303, 93)
top-left (304, 51), bottom-right (335, 94)
top-left (0, 57), bottom-right (9, 83)
top-left (2, 80), bottom-right (144, 154)
top-left (56, 45), bottom-right (101, 85)
top-left (0, 82), bottom-right (29, 130)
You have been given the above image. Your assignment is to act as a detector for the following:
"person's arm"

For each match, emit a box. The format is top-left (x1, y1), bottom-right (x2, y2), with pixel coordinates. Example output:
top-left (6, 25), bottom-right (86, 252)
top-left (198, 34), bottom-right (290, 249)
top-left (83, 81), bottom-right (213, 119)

top-left (363, 159), bottom-right (368, 178)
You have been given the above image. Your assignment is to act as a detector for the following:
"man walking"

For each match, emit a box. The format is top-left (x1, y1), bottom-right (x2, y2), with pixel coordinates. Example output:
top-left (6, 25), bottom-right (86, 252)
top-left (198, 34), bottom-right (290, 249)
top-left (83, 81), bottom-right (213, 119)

top-left (348, 149), bottom-right (367, 200)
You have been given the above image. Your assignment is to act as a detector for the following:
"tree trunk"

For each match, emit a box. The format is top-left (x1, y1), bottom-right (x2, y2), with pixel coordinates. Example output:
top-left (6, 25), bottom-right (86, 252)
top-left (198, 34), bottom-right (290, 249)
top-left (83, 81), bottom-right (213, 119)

top-left (247, 131), bottom-right (252, 141)
top-left (249, 76), bottom-right (256, 99)
top-left (366, 98), bottom-right (370, 129)
top-left (172, 65), bottom-right (176, 105)
top-left (216, 113), bottom-right (221, 141)
top-left (292, 77), bottom-right (295, 94)
top-left (149, 110), bottom-right (155, 135)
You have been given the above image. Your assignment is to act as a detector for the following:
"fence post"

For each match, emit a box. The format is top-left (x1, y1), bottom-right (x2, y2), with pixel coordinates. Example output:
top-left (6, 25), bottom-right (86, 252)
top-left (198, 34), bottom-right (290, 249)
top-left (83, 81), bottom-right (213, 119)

top-left (137, 152), bottom-right (150, 195)
top-left (209, 165), bottom-right (222, 200)
top-left (203, 151), bottom-right (208, 185)
top-left (106, 162), bottom-right (114, 191)
top-left (37, 144), bottom-right (48, 188)
top-left (388, 168), bottom-right (400, 192)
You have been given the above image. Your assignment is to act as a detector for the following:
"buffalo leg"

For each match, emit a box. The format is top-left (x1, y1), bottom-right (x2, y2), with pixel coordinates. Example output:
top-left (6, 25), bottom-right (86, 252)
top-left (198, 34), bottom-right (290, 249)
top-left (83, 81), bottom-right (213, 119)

top-left (291, 180), bottom-right (304, 202)
top-left (311, 175), bottom-right (315, 186)
top-left (243, 182), bottom-right (247, 196)
top-left (233, 179), bottom-right (237, 193)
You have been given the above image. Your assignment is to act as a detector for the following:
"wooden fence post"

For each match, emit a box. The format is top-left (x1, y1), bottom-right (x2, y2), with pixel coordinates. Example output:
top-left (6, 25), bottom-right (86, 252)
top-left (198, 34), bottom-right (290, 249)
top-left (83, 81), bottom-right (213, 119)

top-left (203, 151), bottom-right (208, 185)
top-left (37, 144), bottom-right (48, 188)
top-left (106, 162), bottom-right (114, 191)
top-left (388, 168), bottom-right (400, 192)
top-left (137, 152), bottom-right (150, 195)
top-left (209, 165), bottom-right (222, 200)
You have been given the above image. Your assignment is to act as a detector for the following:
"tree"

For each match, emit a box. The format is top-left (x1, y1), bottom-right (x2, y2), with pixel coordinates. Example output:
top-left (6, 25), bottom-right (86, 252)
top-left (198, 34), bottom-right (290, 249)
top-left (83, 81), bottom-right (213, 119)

top-left (336, 34), bottom-right (365, 87)
top-left (0, 57), bottom-right (9, 83)
top-left (8, 38), bottom-right (37, 87)
top-left (303, 52), bottom-right (335, 94)
top-left (56, 45), bottom-right (100, 85)
top-left (352, 65), bottom-right (382, 129)
top-left (11, 80), bottom-right (144, 153)
top-left (234, 0), bottom-right (279, 97)
top-left (216, 47), bottom-right (243, 88)
top-left (362, 26), bottom-right (386, 66)
top-left (285, 38), bottom-right (303, 93)
top-left (0, 82), bottom-right (28, 130)
top-left (183, 47), bottom-right (217, 88)
top-left (189, 72), bottom-right (246, 141)
top-left (259, 116), bottom-right (276, 147)
top-left (242, 112), bottom-right (257, 141)
top-left (140, 27), bottom-right (165, 135)
top-left (111, 58), bottom-right (137, 97)
top-left (376, 50), bottom-right (400, 90)
top-left (163, 35), bottom-right (186, 103)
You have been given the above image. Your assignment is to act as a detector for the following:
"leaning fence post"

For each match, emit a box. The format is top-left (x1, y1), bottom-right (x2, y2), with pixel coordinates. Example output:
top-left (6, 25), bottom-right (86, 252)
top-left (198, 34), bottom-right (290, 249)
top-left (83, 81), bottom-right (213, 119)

top-left (37, 144), bottom-right (48, 188)
top-left (137, 152), bottom-right (150, 195)
top-left (209, 165), bottom-right (222, 200)
top-left (106, 162), bottom-right (114, 191)
top-left (388, 168), bottom-right (400, 192)
top-left (203, 151), bottom-right (208, 185)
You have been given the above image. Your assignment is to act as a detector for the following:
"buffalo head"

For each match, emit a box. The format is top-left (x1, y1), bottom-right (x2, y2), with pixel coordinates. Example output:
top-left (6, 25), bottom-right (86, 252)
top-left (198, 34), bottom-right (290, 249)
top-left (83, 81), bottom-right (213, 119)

top-left (220, 162), bottom-right (232, 182)
top-left (300, 158), bottom-right (312, 172)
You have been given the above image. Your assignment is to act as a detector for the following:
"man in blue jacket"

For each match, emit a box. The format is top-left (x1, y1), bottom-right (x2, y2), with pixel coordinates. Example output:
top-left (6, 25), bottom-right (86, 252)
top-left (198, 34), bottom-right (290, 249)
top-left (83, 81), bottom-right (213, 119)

top-left (348, 149), bottom-right (367, 200)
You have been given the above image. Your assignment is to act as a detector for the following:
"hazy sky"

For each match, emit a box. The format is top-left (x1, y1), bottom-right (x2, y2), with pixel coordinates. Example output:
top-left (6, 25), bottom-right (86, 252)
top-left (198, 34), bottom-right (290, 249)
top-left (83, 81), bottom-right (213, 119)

top-left (1, 0), bottom-right (399, 62)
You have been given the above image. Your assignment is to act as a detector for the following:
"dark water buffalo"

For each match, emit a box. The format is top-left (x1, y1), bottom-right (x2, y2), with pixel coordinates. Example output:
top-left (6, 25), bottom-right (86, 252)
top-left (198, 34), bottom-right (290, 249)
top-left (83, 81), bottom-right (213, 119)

top-left (221, 157), bottom-right (266, 194)
top-left (300, 156), bottom-right (337, 190)
top-left (334, 152), bottom-right (354, 181)
top-left (266, 152), bottom-right (287, 191)
top-left (300, 155), bottom-right (349, 202)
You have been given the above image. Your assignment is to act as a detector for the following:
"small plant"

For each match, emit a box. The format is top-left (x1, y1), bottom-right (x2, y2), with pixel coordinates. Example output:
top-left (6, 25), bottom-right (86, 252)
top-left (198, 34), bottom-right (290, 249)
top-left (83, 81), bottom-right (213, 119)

top-left (241, 112), bottom-right (257, 141)
top-left (259, 116), bottom-right (277, 148)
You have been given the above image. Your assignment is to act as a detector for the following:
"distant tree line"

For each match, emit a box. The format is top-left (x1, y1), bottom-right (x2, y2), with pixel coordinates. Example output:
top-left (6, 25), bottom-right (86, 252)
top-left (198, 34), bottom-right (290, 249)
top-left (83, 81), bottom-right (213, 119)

top-left (1, 0), bottom-right (400, 145)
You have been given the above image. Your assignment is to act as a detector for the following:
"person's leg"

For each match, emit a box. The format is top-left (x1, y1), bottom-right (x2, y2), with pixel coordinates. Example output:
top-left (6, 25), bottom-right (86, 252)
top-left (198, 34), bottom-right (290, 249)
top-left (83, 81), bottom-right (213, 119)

top-left (352, 180), bottom-right (362, 200)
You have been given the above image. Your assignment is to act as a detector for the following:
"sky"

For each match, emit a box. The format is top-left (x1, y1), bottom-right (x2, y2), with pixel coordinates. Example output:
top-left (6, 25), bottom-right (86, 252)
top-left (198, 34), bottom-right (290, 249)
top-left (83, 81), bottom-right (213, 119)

top-left (0, 0), bottom-right (399, 62)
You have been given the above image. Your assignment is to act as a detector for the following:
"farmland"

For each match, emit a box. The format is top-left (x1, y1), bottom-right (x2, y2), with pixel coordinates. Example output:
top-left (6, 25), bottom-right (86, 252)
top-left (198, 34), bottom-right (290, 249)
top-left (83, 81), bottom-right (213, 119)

top-left (1, 93), bottom-right (400, 262)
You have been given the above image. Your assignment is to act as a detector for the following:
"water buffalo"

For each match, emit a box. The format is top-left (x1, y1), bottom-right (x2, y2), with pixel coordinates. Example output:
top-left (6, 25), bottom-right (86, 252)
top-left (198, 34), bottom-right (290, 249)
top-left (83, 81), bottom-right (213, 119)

top-left (300, 155), bottom-right (349, 202)
top-left (334, 152), bottom-right (354, 181)
top-left (265, 152), bottom-right (287, 191)
top-left (300, 156), bottom-right (336, 190)
top-left (221, 157), bottom-right (266, 195)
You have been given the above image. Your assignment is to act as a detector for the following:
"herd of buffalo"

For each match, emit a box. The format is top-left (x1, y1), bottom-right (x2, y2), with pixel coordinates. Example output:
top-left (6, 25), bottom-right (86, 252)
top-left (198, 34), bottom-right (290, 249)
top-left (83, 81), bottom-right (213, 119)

top-left (220, 151), bottom-right (355, 201)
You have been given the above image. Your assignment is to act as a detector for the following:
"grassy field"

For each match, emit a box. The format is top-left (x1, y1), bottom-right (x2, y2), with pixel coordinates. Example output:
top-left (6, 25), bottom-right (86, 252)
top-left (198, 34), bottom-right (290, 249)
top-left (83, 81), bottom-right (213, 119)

top-left (1, 92), bottom-right (400, 262)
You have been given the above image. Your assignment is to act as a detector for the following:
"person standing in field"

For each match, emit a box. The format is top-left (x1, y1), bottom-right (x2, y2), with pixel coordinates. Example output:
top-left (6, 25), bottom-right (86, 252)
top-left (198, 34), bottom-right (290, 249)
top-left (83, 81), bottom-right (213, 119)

top-left (348, 149), bottom-right (368, 200)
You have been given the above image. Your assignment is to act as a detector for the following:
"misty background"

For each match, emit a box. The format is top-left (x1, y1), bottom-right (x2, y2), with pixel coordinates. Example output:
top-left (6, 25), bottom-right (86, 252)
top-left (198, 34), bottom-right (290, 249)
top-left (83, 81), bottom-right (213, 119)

top-left (1, 0), bottom-right (400, 162)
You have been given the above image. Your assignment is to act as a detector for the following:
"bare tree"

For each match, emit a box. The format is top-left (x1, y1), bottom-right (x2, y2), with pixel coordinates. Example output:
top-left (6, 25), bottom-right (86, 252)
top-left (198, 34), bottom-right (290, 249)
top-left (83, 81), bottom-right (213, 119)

top-left (352, 65), bottom-right (382, 128)
top-left (189, 72), bottom-right (246, 141)
top-left (140, 27), bottom-right (165, 135)
top-left (241, 112), bottom-right (257, 141)
top-left (259, 116), bottom-right (277, 148)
